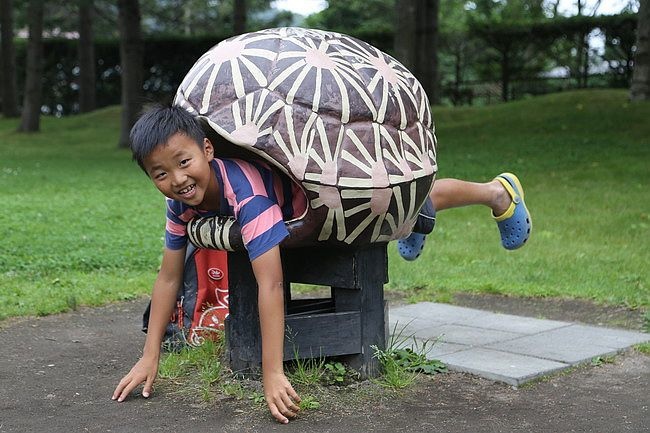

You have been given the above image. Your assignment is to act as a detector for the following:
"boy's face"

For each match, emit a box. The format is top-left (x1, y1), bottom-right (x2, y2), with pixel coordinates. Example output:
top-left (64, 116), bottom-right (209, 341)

top-left (142, 132), bottom-right (216, 208)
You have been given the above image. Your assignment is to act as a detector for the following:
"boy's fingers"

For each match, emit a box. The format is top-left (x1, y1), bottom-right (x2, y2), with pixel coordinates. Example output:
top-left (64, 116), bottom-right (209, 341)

top-left (288, 388), bottom-right (301, 403)
top-left (281, 393), bottom-right (299, 413)
top-left (277, 396), bottom-right (298, 419)
top-left (143, 376), bottom-right (154, 398)
top-left (112, 376), bottom-right (129, 400)
top-left (118, 379), bottom-right (138, 402)
top-left (269, 403), bottom-right (289, 424)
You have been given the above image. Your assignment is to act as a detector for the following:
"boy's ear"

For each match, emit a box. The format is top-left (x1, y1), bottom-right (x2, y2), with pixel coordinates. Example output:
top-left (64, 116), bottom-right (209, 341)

top-left (203, 138), bottom-right (214, 160)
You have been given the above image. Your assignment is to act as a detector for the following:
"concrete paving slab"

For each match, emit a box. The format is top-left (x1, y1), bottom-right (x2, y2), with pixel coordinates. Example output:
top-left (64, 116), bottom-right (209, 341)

top-left (451, 311), bottom-right (571, 334)
top-left (412, 323), bottom-right (523, 346)
top-left (391, 303), bottom-right (570, 334)
top-left (417, 339), bottom-right (470, 358)
top-left (388, 316), bottom-right (446, 335)
top-left (562, 324), bottom-right (650, 349)
top-left (486, 324), bottom-right (650, 364)
top-left (391, 302), bottom-right (489, 322)
top-left (389, 302), bottom-right (649, 386)
top-left (434, 347), bottom-right (569, 386)
top-left (392, 335), bottom-right (469, 357)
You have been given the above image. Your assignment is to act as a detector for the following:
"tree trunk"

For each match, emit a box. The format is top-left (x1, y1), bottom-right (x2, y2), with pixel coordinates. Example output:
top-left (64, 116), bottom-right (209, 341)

top-left (78, 0), bottom-right (96, 113)
top-left (234, 0), bottom-right (246, 34)
top-left (501, 47), bottom-right (510, 102)
top-left (117, 0), bottom-right (143, 148)
top-left (416, 0), bottom-right (439, 104)
top-left (18, 0), bottom-right (44, 132)
top-left (394, 0), bottom-right (440, 104)
top-left (394, 0), bottom-right (417, 71)
top-left (453, 49), bottom-right (461, 105)
top-left (575, 0), bottom-right (585, 88)
top-left (631, 0), bottom-right (649, 100)
top-left (581, 33), bottom-right (590, 88)
top-left (1, 0), bottom-right (18, 118)
top-left (183, 7), bottom-right (191, 36)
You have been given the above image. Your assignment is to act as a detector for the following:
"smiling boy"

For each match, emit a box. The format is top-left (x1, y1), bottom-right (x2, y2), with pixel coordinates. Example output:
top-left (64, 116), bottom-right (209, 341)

top-left (112, 105), bottom-right (303, 424)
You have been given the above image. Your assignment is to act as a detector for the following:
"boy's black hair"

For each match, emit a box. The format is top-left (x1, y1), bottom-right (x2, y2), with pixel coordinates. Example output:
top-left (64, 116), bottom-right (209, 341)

top-left (129, 104), bottom-right (206, 172)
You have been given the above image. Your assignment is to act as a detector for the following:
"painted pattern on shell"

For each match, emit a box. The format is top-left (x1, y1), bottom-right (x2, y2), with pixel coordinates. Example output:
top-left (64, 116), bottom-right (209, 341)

top-left (175, 27), bottom-right (437, 246)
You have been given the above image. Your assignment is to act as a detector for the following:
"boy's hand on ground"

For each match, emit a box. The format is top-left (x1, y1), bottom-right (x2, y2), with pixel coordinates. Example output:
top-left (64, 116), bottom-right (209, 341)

top-left (112, 356), bottom-right (158, 402)
top-left (263, 371), bottom-right (301, 424)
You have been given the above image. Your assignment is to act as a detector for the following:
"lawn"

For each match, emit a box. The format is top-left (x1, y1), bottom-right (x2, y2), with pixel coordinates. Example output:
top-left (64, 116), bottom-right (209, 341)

top-left (1, 89), bottom-right (648, 320)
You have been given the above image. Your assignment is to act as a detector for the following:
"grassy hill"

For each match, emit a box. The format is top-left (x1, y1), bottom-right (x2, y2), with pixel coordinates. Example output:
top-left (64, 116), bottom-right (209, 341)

top-left (390, 89), bottom-right (650, 307)
top-left (0, 90), bottom-right (648, 320)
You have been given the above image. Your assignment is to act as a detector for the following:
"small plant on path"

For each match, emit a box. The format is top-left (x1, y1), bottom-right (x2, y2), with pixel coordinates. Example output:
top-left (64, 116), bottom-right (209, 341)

top-left (372, 323), bottom-right (447, 389)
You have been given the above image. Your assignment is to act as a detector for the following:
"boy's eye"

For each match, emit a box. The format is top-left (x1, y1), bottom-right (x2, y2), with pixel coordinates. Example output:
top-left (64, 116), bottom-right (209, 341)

top-left (153, 172), bottom-right (166, 180)
top-left (179, 159), bottom-right (191, 167)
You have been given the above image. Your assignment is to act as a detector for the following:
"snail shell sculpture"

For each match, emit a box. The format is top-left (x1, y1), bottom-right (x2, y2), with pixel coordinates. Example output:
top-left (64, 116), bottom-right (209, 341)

top-left (174, 27), bottom-right (437, 251)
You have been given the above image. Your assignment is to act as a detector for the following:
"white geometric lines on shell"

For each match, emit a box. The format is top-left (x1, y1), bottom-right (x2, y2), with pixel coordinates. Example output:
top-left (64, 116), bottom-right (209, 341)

top-left (305, 180), bottom-right (422, 244)
top-left (174, 27), bottom-right (437, 247)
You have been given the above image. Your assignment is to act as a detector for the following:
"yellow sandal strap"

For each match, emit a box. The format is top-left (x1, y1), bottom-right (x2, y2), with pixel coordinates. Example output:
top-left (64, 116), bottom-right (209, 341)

top-left (492, 175), bottom-right (521, 222)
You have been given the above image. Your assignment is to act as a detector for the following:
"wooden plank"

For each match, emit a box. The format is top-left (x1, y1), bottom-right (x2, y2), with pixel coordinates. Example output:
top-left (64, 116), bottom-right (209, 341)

top-left (225, 251), bottom-right (261, 375)
top-left (282, 245), bottom-right (388, 288)
top-left (287, 298), bottom-right (334, 315)
top-left (335, 244), bottom-right (388, 378)
top-left (284, 312), bottom-right (361, 359)
top-left (281, 247), bottom-right (356, 287)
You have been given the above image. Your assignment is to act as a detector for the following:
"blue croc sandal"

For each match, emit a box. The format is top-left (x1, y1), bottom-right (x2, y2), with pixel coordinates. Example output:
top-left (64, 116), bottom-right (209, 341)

top-left (493, 173), bottom-right (532, 250)
top-left (398, 232), bottom-right (426, 261)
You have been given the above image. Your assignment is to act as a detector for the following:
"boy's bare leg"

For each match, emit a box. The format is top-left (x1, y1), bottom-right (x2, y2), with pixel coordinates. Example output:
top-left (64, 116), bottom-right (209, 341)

top-left (430, 178), bottom-right (512, 217)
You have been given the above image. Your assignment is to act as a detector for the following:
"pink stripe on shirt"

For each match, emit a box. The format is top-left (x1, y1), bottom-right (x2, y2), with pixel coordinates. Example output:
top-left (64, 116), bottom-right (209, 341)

top-left (166, 220), bottom-right (187, 236)
top-left (233, 160), bottom-right (267, 197)
top-left (214, 159), bottom-right (238, 208)
top-left (178, 208), bottom-right (199, 222)
top-left (241, 204), bottom-right (283, 243)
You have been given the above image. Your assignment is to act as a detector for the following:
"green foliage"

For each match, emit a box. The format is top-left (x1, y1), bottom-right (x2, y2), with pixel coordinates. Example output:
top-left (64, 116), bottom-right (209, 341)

top-left (287, 355), bottom-right (326, 386)
top-left (299, 395), bottom-right (321, 410)
top-left (304, 0), bottom-right (394, 34)
top-left (387, 347), bottom-right (448, 375)
top-left (323, 362), bottom-right (347, 384)
top-left (286, 353), bottom-right (358, 386)
top-left (138, 0), bottom-right (289, 35)
top-left (221, 380), bottom-right (245, 399)
top-left (634, 343), bottom-right (650, 355)
top-left (157, 337), bottom-right (224, 380)
top-left (372, 324), bottom-right (447, 389)
top-left (10, 0), bottom-right (288, 39)
top-left (590, 355), bottom-right (616, 366)
top-left (13, 36), bottom-right (229, 116)
top-left (248, 391), bottom-right (266, 405)
top-left (157, 337), bottom-right (224, 402)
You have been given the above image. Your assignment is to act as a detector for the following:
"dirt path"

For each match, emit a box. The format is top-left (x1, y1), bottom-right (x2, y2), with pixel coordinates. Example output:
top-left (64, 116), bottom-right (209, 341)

top-left (0, 298), bottom-right (647, 433)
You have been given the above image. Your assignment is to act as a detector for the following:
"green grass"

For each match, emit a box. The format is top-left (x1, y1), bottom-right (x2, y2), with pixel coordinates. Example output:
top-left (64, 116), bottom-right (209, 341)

top-left (0, 107), bottom-right (164, 319)
top-left (156, 337), bottom-right (224, 402)
top-left (1, 90), bottom-right (649, 321)
top-left (387, 89), bottom-right (650, 309)
top-left (371, 324), bottom-right (447, 389)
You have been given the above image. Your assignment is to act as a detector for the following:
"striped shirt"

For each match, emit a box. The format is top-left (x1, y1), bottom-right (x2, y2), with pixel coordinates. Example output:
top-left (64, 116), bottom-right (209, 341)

top-left (165, 158), bottom-right (306, 261)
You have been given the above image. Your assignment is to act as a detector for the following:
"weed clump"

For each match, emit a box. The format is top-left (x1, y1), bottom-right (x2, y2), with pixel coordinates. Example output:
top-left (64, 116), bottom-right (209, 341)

top-left (372, 323), bottom-right (447, 389)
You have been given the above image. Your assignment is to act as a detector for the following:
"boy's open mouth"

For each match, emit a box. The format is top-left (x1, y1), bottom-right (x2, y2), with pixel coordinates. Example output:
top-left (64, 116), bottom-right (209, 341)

top-left (178, 184), bottom-right (196, 197)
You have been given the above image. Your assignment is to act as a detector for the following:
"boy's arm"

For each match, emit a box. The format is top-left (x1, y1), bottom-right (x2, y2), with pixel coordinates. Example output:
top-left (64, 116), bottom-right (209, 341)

top-left (112, 246), bottom-right (186, 402)
top-left (251, 245), bottom-right (301, 424)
